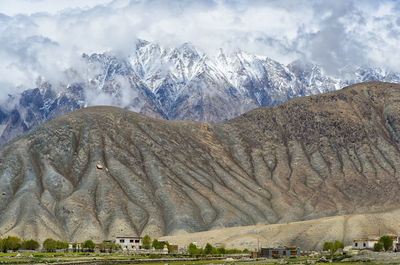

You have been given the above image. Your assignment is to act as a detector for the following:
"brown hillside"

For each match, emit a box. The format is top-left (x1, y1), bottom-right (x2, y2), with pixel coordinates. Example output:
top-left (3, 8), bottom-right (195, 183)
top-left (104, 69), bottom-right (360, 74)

top-left (0, 81), bottom-right (400, 245)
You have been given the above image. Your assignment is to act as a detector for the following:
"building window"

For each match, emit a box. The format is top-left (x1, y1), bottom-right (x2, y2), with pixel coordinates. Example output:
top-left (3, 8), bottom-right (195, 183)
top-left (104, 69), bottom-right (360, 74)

top-left (135, 240), bottom-right (140, 243)
top-left (130, 240), bottom-right (134, 243)
top-left (363, 243), bottom-right (366, 247)
top-left (120, 239), bottom-right (124, 243)
top-left (355, 243), bottom-right (358, 247)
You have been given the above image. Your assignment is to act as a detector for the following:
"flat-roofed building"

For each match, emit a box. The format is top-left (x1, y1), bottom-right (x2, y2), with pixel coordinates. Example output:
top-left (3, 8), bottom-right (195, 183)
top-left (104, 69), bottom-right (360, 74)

top-left (259, 246), bottom-right (300, 258)
top-left (353, 238), bottom-right (378, 249)
top-left (115, 236), bottom-right (142, 251)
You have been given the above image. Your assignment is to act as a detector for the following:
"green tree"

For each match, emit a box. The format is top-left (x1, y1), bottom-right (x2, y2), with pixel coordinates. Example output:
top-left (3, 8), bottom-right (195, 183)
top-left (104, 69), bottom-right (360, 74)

top-left (204, 243), bottom-right (214, 254)
top-left (243, 248), bottom-right (249, 253)
top-left (98, 241), bottom-right (107, 253)
top-left (188, 243), bottom-right (200, 255)
top-left (114, 243), bottom-right (121, 251)
top-left (323, 240), bottom-right (343, 258)
top-left (99, 241), bottom-right (120, 253)
top-left (0, 238), bottom-right (5, 253)
top-left (55, 241), bottom-right (68, 250)
top-left (165, 241), bottom-right (173, 253)
top-left (83, 240), bottom-right (96, 252)
top-left (226, 248), bottom-right (242, 254)
top-left (142, 235), bottom-right (151, 249)
top-left (43, 238), bottom-right (57, 252)
top-left (333, 240), bottom-right (344, 251)
top-left (323, 241), bottom-right (333, 252)
top-left (217, 247), bottom-right (226, 254)
top-left (21, 239), bottom-right (40, 250)
top-left (152, 239), bottom-right (162, 249)
top-left (72, 242), bottom-right (78, 252)
top-left (379, 235), bottom-right (393, 251)
top-left (5, 236), bottom-right (22, 251)
top-left (374, 242), bottom-right (383, 252)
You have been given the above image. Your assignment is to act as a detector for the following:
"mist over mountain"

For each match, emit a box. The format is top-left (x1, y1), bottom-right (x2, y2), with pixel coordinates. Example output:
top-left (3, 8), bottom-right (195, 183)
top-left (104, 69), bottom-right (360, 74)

top-left (0, 40), bottom-right (399, 145)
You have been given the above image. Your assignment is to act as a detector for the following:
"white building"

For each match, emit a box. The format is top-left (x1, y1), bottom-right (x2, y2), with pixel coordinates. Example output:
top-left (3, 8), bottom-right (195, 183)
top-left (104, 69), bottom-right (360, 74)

top-left (115, 236), bottom-right (142, 251)
top-left (354, 235), bottom-right (400, 250)
top-left (353, 238), bottom-right (378, 249)
top-left (68, 243), bottom-right (82, 252)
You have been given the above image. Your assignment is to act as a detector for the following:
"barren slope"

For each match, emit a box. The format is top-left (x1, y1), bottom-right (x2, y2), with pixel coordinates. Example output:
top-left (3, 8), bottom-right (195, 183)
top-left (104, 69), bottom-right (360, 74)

top-left (1, 81), bottom-right (400, 243)
top-left (161, 208), bottom-right (400, 250)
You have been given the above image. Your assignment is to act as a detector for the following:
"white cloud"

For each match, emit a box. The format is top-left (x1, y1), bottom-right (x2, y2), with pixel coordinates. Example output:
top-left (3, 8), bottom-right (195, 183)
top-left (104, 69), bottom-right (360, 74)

top-left (0, 0), bottom-right (113, 16)
top-left (0, 0), bottom-right (399, 104)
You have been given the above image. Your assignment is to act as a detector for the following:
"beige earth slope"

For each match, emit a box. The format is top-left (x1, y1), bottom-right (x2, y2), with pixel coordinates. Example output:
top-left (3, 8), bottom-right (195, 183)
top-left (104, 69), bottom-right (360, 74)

top-left (1, 81), bottom-right (400, 244)
top-left (161, 208), bottom-right (400, 250)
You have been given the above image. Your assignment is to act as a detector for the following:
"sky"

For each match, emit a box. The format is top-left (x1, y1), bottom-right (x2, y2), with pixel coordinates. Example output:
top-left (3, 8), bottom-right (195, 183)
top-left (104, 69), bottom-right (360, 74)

top-left (0, 0), bottom-right (400, 99)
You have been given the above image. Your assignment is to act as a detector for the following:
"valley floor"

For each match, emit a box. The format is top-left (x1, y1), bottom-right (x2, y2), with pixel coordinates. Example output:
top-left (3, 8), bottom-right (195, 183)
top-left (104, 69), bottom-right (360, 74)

top-left (0, 252), bottom-right (397, 265)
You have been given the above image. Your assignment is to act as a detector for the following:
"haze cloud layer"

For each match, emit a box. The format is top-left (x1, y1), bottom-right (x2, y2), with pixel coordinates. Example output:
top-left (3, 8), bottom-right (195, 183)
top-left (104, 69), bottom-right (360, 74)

top-left (0, 0), bottom-right (399, 100)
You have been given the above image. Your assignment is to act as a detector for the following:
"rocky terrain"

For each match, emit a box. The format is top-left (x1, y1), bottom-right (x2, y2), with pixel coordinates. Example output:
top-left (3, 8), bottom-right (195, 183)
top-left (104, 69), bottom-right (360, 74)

top-left (1, 81), bottom-right (400, 245)
top-left (1, 40), bottom-right (400, 145)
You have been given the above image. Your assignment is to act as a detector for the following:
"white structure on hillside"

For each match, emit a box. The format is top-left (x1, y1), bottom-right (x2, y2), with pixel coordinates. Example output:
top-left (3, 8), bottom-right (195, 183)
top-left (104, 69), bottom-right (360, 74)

top-left (115, 236), bottom-right (142, 251)
top-left (353, 238), bottom-right (378, 249)
top-left (354, 235), bottom-right (400, 250)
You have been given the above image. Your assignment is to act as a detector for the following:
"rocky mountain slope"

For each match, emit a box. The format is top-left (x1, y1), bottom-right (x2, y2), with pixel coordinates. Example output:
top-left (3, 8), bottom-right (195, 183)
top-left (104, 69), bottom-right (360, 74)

top-left (1, 40), bottom-right (400, 145)
top-left (1, 81), bottom-right (400, 243)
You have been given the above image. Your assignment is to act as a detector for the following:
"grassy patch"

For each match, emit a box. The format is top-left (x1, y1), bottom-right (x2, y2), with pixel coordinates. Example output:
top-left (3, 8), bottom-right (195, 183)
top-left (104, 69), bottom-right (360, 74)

top-left (126, 260), bottom-right (227, 265)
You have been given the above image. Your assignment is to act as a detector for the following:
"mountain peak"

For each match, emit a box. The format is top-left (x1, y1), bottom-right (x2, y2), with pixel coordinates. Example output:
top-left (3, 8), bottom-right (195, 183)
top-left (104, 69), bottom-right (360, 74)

top-left (0, 40), bottom-right (399, 145)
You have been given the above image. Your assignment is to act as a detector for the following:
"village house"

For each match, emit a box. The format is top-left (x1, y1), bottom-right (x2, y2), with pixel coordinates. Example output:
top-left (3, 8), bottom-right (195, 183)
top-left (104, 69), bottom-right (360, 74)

top-left (68, 242), bottom-right (82, 252)
top-left (115, 236), bottom-right (142, 251)
top-left (258, 246), bottom-right (300, 258)
top-left (353, 238), bottom-right (378, 249)
top-left (353, 235), bottom-right (399, 251)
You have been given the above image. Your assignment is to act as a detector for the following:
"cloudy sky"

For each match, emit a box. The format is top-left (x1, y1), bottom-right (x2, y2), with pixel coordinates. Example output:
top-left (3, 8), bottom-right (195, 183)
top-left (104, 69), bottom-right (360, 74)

top-left (0, 0), bottom-right (399, 97)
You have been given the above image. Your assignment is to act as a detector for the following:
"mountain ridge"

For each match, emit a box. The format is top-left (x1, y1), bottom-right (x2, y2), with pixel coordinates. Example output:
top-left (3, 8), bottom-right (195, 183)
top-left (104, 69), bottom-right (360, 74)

top-left (0, 40), bottom-right (399, 145)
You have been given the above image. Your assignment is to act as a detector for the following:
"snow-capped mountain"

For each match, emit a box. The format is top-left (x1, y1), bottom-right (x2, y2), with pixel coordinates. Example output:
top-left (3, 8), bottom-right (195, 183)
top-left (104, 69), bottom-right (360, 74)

top-left (1, 39), bottom-right (399, 145)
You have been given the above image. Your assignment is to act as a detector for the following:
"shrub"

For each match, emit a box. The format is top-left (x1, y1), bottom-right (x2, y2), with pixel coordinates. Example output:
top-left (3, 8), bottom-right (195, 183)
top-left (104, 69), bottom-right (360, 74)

top-left (374, 242), bottom-right (383, 252)
top-left (148, 253), bottom-right (162, 259)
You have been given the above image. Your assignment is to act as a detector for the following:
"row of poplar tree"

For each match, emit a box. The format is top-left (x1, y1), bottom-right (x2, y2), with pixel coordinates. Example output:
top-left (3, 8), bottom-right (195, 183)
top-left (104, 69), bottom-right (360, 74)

top-left (0, 236), bottom-right (105, 252)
